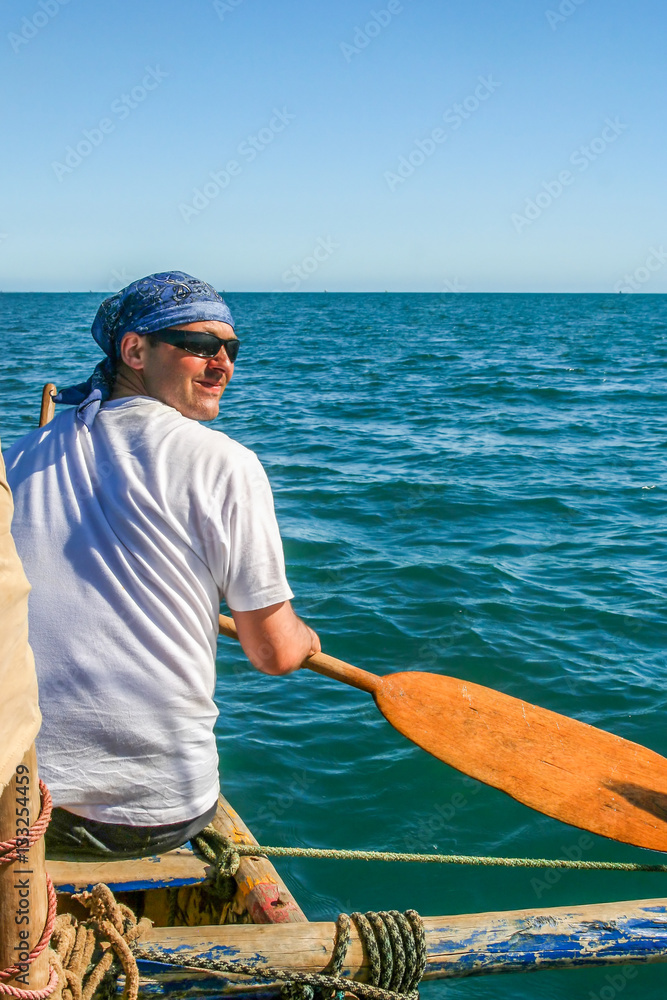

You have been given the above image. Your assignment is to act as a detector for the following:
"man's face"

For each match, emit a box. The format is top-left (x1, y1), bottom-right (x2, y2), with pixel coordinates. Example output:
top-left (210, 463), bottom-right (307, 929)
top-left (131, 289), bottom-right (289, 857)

top-left (122, 321), bottom-right (236, 421)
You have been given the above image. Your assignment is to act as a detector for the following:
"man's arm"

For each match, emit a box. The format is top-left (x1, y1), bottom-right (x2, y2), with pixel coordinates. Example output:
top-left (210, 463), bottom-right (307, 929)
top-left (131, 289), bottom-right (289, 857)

top-left (230, 601), bottom-right (321, 676)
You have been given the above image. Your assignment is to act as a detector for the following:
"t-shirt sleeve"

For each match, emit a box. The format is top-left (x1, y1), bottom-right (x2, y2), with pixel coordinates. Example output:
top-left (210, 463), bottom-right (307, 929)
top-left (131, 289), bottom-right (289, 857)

top-left (214, 452), bottom-right (294, 613)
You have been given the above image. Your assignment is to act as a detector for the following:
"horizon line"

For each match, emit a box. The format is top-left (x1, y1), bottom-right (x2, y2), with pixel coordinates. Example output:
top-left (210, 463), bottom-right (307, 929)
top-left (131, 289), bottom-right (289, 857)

top-left (1, 290), bottom-right (664, 296)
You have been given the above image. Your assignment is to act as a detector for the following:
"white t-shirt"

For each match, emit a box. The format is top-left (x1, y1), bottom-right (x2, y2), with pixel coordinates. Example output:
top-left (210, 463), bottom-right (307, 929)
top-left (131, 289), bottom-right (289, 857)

top-left (4, 397), bottom-right (294, 825)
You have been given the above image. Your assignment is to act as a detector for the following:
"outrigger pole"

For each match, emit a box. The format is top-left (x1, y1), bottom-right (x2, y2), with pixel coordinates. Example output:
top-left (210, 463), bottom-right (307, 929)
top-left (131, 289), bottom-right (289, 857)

top-left (135, 899), bottom-right (667, 983)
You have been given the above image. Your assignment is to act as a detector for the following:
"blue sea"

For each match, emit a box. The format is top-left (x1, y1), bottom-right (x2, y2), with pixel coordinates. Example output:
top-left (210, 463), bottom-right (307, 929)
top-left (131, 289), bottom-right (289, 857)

top-left (2, 292), bottom-right (667, 999)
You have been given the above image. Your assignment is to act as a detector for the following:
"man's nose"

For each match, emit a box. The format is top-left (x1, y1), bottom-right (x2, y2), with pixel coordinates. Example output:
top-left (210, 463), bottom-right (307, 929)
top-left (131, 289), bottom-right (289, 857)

top-left (207, 346), bottom-right (234, 372)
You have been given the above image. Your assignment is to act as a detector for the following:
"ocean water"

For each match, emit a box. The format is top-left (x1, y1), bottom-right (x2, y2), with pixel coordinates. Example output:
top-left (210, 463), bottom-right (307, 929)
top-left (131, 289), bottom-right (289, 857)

top-left (2, 292), bottom-right (667, 999)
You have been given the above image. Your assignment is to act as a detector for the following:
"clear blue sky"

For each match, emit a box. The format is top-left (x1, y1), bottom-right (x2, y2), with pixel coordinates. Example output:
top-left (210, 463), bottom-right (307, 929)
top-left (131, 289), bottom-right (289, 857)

top-left (1, 0), bottom-right (665, 292)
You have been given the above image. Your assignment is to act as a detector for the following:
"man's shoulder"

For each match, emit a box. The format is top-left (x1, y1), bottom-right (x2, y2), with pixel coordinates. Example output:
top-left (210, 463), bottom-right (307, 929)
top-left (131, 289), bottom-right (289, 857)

top-left (183, 418), bottom-right (261, 472)
top-left (100, 397), bottom-right (262, 472)
top-left (4, 409), bottom-right (77, 476)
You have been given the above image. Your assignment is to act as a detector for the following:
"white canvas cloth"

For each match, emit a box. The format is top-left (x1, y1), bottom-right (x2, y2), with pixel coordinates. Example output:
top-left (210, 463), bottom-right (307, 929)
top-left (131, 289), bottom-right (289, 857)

top-left (4, 397), bottom-right (293, 824)
top-left (0, 448), bottom-right (41, 793)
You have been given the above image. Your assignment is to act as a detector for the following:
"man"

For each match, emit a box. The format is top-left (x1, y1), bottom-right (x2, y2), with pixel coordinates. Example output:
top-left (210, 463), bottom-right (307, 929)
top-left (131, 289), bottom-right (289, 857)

top-left (5, 271), bottom-right (319, 860)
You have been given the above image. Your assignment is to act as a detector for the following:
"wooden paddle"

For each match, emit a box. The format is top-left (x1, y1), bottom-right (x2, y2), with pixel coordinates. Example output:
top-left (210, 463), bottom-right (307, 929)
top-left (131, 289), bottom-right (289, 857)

top-left (219, 613), bottom-right (667, 853)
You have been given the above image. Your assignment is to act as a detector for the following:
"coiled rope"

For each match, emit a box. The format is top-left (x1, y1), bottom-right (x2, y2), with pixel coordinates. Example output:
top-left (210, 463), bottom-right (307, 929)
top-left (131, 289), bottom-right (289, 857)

top-left (49, 884), bottom-right (151, 1000)
top-left (135, 908), bottom-right (427, 1000)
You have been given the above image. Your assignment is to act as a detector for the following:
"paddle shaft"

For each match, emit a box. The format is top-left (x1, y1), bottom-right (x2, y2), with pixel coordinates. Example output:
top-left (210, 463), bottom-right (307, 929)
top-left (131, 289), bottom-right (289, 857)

top-left (39, 383), bottom-right (57, 427)
top-left (217, 614), bottom-right (380, 694)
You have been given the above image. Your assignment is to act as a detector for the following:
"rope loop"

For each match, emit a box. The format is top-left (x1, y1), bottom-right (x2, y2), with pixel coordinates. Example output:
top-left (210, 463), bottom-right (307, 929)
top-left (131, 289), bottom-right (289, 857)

top-left (190, 826), bottom-right (240, 907)
top-left (192, 826), bottom-right (241, 877)
top-left (0, 781), bottom-right (53, 864)
top-left (349, 911), bottom-right (425, 999)
top-left (327, 912), bottom-right (351, 977)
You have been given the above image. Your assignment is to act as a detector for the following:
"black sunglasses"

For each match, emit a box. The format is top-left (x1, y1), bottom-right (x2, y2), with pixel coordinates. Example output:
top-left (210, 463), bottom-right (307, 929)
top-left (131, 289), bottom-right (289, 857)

top-left (150, 327), bottom-right (240, 362)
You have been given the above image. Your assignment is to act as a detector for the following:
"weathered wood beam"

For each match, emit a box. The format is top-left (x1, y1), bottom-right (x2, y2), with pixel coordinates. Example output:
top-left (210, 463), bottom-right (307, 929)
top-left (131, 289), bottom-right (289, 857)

top-left (212, 793), bottom-right (308, 924)
top-left (136, 896), bottom-right (667, 991)
top-left (49, 848), bottom-right (209, 894)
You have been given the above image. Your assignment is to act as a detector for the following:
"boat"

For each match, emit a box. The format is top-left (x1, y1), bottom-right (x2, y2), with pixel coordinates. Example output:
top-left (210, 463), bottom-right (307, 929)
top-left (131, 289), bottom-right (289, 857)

top-left (49, 792), bottom-right (667, 997)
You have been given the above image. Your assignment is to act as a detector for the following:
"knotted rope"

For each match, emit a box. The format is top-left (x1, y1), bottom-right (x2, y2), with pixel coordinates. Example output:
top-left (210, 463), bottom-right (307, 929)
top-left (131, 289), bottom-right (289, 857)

top-left (1, 785), bottom-right (149, 1000)
top-left (191, 827), bottom-right (239, 900)
top-left (0, 781), bottom-right (53, 864)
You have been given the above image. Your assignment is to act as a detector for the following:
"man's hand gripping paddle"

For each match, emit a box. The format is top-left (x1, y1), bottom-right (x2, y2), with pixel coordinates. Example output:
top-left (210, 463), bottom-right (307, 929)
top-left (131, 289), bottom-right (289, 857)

top-left (219, 613), bottom-right (667, 853)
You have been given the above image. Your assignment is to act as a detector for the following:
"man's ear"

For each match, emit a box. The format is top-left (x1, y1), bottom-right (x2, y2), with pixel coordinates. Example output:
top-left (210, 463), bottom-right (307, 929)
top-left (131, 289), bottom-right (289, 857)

top-left (118, 333), bottom-right (148, 371)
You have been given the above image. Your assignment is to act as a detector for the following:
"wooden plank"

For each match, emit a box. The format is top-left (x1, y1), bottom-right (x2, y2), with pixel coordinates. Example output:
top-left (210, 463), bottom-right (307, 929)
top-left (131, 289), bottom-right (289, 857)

top-left (134, 897), bottom-right (667, 991)
top-left (49, 847), bottom-right (209, 893)
top-left (134, 968), bottom-right (282, 998)
top-left (213, 793), bottom-right (308, 924)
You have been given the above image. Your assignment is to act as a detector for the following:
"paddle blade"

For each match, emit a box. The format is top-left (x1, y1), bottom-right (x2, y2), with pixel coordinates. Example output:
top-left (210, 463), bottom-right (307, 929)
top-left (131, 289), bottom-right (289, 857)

top-left (376, 672), bottom-right (667, 852)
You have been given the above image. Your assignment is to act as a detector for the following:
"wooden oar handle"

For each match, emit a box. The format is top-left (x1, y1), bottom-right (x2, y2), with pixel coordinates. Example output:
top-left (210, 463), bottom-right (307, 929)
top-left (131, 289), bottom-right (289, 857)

top-left (218, 614), bottom-right (380, 695)
top-left (39, 383), bottom-right (57, 427)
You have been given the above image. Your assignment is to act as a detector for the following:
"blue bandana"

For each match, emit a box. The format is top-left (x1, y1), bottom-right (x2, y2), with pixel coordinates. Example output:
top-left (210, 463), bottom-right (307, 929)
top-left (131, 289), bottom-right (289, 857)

top-left (55, 271), bottom-right (235, 428)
